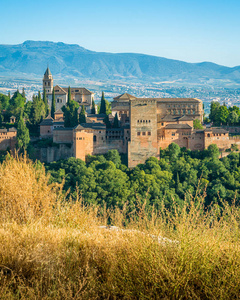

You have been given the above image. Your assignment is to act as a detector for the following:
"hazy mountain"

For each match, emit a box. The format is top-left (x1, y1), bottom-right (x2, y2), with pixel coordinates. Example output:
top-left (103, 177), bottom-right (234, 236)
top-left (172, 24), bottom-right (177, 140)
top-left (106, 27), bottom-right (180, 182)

top-left (0, 40), bottom-right (239, 85)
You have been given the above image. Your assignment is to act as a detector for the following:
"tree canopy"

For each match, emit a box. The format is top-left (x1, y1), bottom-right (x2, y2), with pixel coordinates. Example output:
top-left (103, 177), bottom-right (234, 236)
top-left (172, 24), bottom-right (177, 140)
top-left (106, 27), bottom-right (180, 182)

top-left (99, 91), bottom-right (106, 114)
top-left (63, 99), bottom-right (79, 127)
top-left (79, 105), bottom-right (86, 124)
top-left (17, 112), bottom-right (30, 150)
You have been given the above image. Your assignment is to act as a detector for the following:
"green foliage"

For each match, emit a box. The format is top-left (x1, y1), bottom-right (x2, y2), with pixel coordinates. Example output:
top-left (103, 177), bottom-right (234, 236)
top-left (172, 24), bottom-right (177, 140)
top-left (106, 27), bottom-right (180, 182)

top-left (8, 90), bottom-right (25, 118)
top-left (231, 144), bottom-right (238, 151)
top-left (209, 101), bottom-right (220, 124)
top-left (0, 93), bottom-right (10, 111)
top-left (113, 113), bottom-right (119, 128)
top-left (218, 106), bottom-right (229, 124)
top-left (209, 101), bottom-right (240, 126)
top-left (62, 100), bottom-right (79, 127)
top-left (103, 114), bottom-right (111, 128)
top-left (193, 119), bottom-right (203, 129)
top-left (29, 93), bottom-right (46, 125)
top-left (105, 150), bottom-right (121, 167)
top-left (51, 89), bottom-right (56, 119)
top-left (21, 87), bottom-right (26, 99)
top-left (228, 111), bottom-right (239, 125)
top-left (79, 105), bottom-right (86, 124)
top-left (91, 99), bottom-right (96, 114)
top-left (207, 144), bottom-right (220, 159)
top-left (67, 86), bottom-right (71, 105)
top-left (100, 91), bottom-right (106, 114)
top-left (46, 143), bottom-right (240, 213)
top-left (43, 88), bottom-right (49, 117)
top-left (17, 113), bottom-right (30, 150)
top-left (106, 99), bottom-right (112, 115)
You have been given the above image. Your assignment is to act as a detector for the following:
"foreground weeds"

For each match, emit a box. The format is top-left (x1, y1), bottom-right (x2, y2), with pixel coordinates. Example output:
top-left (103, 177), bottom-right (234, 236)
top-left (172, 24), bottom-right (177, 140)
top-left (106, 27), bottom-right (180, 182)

top-left (0, 155), bottom-right (240, 299)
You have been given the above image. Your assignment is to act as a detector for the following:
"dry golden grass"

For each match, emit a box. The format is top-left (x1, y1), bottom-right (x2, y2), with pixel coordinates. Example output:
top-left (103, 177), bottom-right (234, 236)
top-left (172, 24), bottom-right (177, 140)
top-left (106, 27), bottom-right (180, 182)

top-left (0, 155), bottom-right (240, 299)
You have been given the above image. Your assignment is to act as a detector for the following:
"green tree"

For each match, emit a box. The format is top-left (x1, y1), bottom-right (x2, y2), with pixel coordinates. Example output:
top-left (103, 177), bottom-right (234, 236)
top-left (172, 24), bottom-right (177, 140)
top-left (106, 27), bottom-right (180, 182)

top-left (167, 143), bottom-right (181, 161)
top-left (105, 150), bottom-right (121, 167)
top-left (106, 99), bottom-right (112, 115)
top-left (51, 89), bottom-right (56, 119)
top-left (63, 99), bottom-right (79, 127)
top-left (17, 112), bottom-right (30, 150)
top-left (113, 113), bottom-right (119, 128)
top-left (207, 144), bottom-right (219, 159)
top-left (104, 114), bottom-right (111, 128)
top-left (43, 88), bottom-right (49, 116)
top-left (38, 90), bottom-right (42, 102)
top-left (218, 105), bottom-right (229, 125)
top-left (30, 93), bottom-right (45, 125)
top-left (8, 90), bottom-right (26, 118)
top-left (91, 99), bottom-right (96, 114)
top-left (100, 91), bottom-right (106, 114)
top-left (22, 87), bottom-right (26, 99)
top-left (0, 93), bottom-right (10, 111)
top-left (228, 111), bottom-right (238, 125)
top-left (193, 119), bottom-right (203, 129)
top-left (79, 105), bottom-right (86, 124)
top-left (67, 86), bottom-right (71, 105)
top-left (24, 101), bottom-right (32, 121)
top-left (209, 101), bottom-right (220, 124)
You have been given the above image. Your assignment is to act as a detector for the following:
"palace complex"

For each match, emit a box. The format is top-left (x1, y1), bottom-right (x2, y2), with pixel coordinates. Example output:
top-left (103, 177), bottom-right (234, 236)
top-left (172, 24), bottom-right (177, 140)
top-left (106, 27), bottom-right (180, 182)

top-left (39, 68), bottom-right (239, 167)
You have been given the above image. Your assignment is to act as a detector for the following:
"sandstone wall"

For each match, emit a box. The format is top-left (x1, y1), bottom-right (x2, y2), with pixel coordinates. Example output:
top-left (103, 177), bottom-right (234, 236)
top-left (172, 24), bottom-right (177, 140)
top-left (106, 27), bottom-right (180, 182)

top-left (128, 99), bottom-right (159, 168)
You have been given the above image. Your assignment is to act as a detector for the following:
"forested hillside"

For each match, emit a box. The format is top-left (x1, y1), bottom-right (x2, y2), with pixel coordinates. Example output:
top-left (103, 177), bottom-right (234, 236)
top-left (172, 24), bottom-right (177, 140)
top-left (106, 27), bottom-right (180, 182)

top-left (46, 144), bottom-right (240, 212)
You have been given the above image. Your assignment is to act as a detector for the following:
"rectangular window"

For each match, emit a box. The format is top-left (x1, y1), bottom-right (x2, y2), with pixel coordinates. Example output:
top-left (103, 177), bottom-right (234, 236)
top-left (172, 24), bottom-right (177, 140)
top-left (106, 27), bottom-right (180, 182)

top-left (172, 133), bottom-right (175, 136)
top-left (142, 132), bottom-right (146, 136)
top-left (137, 132), bottom-right (140, 136)
top-left (148, 132), bottom-right (151, 136)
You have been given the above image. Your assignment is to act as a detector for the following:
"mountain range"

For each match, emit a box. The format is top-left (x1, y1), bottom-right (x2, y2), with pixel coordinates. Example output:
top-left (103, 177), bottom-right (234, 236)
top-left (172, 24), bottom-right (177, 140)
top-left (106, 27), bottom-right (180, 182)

top-left (0, 40), bottom-right (240, 86)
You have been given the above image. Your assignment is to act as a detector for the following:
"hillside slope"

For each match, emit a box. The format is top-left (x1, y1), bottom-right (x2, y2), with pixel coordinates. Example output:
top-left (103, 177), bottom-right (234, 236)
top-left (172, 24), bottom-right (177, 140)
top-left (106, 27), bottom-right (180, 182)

top-left (0, 40), bottom-right (240, 84)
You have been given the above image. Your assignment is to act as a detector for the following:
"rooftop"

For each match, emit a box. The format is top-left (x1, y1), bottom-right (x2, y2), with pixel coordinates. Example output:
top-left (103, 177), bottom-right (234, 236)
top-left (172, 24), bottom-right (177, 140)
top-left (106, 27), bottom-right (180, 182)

top-left (113, 93), bottom-right (137, 101)
top-left (165, 124), bottom-right (192, 129)
top-left (40, 115), bottom-right (54, 126)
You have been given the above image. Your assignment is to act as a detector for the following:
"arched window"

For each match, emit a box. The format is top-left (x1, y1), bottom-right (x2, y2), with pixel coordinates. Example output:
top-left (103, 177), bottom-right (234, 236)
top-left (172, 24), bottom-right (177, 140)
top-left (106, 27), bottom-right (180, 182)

top-left (93, 135), bottom-right (97, 142)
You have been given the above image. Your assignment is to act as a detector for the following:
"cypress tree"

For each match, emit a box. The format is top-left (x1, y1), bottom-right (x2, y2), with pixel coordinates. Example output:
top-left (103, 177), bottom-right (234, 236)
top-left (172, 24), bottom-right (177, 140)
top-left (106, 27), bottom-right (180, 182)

top-left (104, 114), bottom-right (111, 128)
top-left (17, 111), bottom-right (30, 150)
top-left (79, 105), bottom-right (86, 124)
top-left (100, 91), bottom-right (106, 114)
top-left (22, 87), bottom-right (26, 99)
top-left (91, 99), bottom-right (96, 114)
top-left (43, 88), bottom-right (49, 116)
top-left (67, 86), bottom-right (71, 105)
top-left (8, 91), bottom-right (10, 99)
top-left (38, 90), bottom-right (42, 101)
top-left (51, 89), bottom-right (56, 119)
top-left (113, 113), bottom-right (119, 128)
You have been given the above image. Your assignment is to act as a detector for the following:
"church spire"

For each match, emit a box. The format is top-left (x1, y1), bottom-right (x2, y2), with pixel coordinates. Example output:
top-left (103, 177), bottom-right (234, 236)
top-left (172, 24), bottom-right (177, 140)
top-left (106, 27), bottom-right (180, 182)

top-left (44, 66), bottom-right (52, 77)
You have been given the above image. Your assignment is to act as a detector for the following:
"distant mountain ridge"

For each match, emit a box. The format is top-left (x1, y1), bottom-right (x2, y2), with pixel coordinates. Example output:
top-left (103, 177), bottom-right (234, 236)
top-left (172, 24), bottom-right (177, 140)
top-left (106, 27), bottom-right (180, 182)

top-left (0, 40), bottom-right (240, 85)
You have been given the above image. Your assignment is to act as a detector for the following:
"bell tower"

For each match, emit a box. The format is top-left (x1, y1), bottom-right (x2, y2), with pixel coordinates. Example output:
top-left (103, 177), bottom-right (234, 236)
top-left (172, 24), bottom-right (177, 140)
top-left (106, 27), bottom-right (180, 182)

top-left (43, 67), bottom-right (53, 94)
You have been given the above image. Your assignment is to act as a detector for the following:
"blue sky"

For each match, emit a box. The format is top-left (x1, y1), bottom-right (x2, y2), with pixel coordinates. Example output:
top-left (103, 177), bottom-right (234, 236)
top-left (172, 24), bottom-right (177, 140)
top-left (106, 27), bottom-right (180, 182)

top-left (0, 0), bottom-right (240, 66)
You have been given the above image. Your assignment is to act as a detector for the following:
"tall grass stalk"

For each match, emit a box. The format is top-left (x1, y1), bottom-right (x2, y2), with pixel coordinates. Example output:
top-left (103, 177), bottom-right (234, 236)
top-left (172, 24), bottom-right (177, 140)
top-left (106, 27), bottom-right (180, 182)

top-left (0, 155), bottom-right (240, 299)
